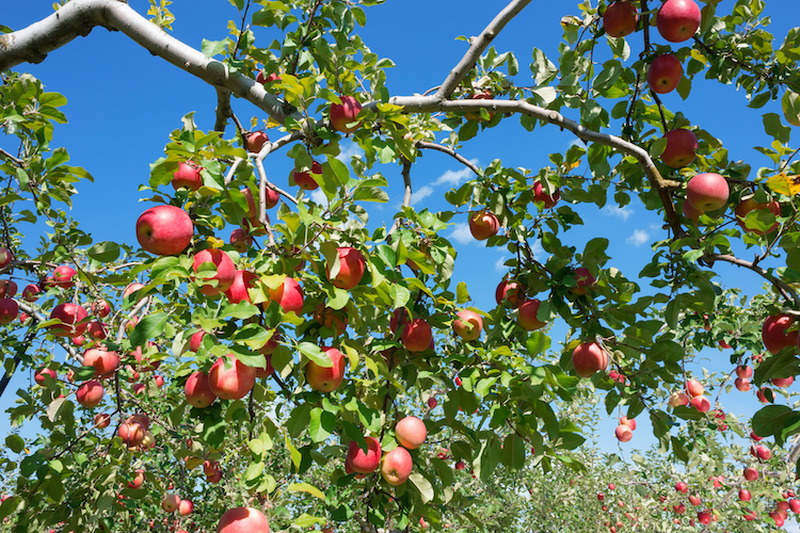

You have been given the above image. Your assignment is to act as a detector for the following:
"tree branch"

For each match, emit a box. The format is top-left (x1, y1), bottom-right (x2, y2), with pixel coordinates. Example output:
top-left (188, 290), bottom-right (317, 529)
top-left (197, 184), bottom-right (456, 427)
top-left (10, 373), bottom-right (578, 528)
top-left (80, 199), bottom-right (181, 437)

top-left (388, 157), bottom-right (412, 237)
top-left (415, 141), bottom-right (481, 176)
top-left (0, 0), bottom-right (296, 124)
top-left (435, 0), bottom-right (532, 99)
top-left (704, 253), bottom-right (800, 308)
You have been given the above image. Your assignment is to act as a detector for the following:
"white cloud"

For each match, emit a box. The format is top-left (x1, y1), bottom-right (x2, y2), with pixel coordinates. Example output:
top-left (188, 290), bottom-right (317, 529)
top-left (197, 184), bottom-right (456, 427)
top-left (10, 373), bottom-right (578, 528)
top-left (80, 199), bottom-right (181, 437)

top-left (531, 239), bottom-right (545, 260)
top-left (435, 164), bottom-right (476, 187)
top-left (310, 188), bottom-right (327, 205)
top-left (410, 185), bottom-right (434, 206)
top-left (494, 256), bottom-right (507, 273)
top-left (450, 223), bottom-right (473, 245)
top-left (602, 205), bottom-right (633, 221)
top-left (336, 140), bottom-right (364, 162)
top-left (627, 229), bottom-right (650, 247)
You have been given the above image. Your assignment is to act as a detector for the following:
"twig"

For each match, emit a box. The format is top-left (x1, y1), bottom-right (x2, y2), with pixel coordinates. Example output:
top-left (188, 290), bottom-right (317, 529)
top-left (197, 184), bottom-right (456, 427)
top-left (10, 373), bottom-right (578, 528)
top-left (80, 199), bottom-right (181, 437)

top-left (0, 147), bottom-right (24, 167)
top-left (415, 141), bottom-right (481, 176)
top-left (703, 253), bottom-right (800, 308)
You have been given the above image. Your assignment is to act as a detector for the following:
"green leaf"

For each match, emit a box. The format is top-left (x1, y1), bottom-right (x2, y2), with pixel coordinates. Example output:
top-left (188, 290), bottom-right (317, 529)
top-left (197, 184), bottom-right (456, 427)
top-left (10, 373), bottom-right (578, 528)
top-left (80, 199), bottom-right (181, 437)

top-left (309, 408), bottom-right (335, 443)
top-left (456, 282), bottom-right (470, 304)
top-left (87, 241), bottom-right (120, 263)
top-left (201, 38), bottom-right (229, 58)
top-left (129, 312), bottom-right (169, 347)
top-left (288, 482), bottom-right (326, 500)
top-left (298, 342), bottom-right (332, 367)
top-left (763, 113), bottom-right (791, 144)
top-left (5, 435), bottom-right (24, 454)
top-left (409, 472), bottom-right (434, 503)
top-left (753, 405), bottom-right (800, 439)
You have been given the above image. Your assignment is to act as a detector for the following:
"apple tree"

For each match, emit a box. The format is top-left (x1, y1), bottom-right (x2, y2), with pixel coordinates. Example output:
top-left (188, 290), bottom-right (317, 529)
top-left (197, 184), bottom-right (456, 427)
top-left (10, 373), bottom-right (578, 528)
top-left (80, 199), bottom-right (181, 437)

top-left (0, 0), bottom-right (800, 531)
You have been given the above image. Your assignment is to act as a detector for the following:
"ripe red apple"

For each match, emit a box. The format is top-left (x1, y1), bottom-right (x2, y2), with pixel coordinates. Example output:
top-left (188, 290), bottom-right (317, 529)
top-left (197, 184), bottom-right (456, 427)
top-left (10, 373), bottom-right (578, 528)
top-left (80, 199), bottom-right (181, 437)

top-left (734, 377), bottom-right (751, 392)
top-left (468, 210), bottom-right (499, 240)
top-left (682, 200), bottom-right (702, 223)
top-left (305, 346), bottom-right (346, 392)
top-left (0, 280), bottom-right (17, 299)
top-left (753, 444), bottom-right (772, 460)
top-left (603, 1), bottom-right (639, 37)
top-left (518, 299), bottom-right (546, 331)
top-left (571, 267), bottom-right (596, 295)
top-left (496, 279), bottom-right (524, 308)
top-left (53, 265), bottom-right (77, 289)
top-left (256, 69), bottom-right (280, 85)
top-left (208, 355), bottom-right (256, 400)
top-left (402, 318), bottom-right (433, 353)
top-left (395, 416), bottom-right (427, 450)
top-left (382, 446), bottom-right (413, 485)
top-left (668, 391), bottom-right (689, 407)
top-left (686, 173), bottom-right (729, 212)
top-left (327, 247), bottom-right (366, 290)
top-left (675, 481), bottom-right (688, 493)
top-left (770, 510), bottom-right (786, 527)
top-left (184, 371), bottom-right (217, 408)
top-left (647, 54), bottom-right (683, 94)
top-left (229, 228), bottom-right (252, 253)
top-left (171, 161), bottom-right (202, 191)
top-left (118, 420), bottom-right (146, 447)
top-left (127, 469), bottom-right (145, 489)
top-left (86, 321), bottom-right (107, 340)
top-left (49, 303), bottom-right (88, 337)
top-left (736, 365), bottom-right (753, 379)
top-left (0, 298), bottom-right (18, 324)
top-left (161, 494), bottom-right (180, 513)
top-left (615, 424), bottom-right (633, 442)
top-left (35, 367), bottom-right (57, 385)
top-left (738, 488), bottom-right (751, 502)
top-left (735, 197), bottom-right (781, 234)
top-left (136, 205), bottom-right (194, 256)
top-left (178, 499), bottom-right (193, 516)
top-left (532, 181), bottom-right (560, 209)
top-left (656, 0), bottom-right (701, 43)
top-left (696, 510), bottom-right (711, 525)
top-left (762, 314), bottom-right (797, 354)
top-left (743, 467), bottom-right (758, 481)
top-left (689, 395), bottom-right (710, 412)
top-left (244, 130), bottom-right (269, 153)
top-left (619, 416), bottom-right (637, 431)
top-left (0, 247), bottom-right (13, 269)
top-left (453, 309), bottom-right (483, 341)
top-left (224, 270), bottom-right (257, 305)
top-left (83, 348), bottom-right (119, 379)
top-left (21, 283), bottom-right (41, 301)
top-left (660, 129), bottom-right (698, 168)
top-left (790, 499), bottom-right (800, 513)
top-left (330, 95), bottom-right (363, 133)
top-left (571, 341), bottom-right (608, 378)
top-left (463, 91), bottom-right (495, 122)
top-left (93, 413), bottom-right (111, 429)
top-left (192, 249), bottom-right (236, 296)
top-left (267, 276), bottom-right (303, 314)
top-left (91, 299), bottom-right (111, 318)
top-left (598, 492), bottom-right (605, 501)
top-left (688, 495), bottom-right (701, 506)
top-left (189, 331), bottom-right (208, 353)
top-left (347, 436), bottom-right (381, 473)
top-left (757, 387), bottom-right (772, 403)
top-left (686, 379), bottom-right (704, 397)
top-left (217, 506), bottom-right (271, 533)
top-left (292, 160), bottom-right (322, 191)
top-left (76, 380), bottom-right (104, 408)
top-left (772, 376), bottom-right (794, 388)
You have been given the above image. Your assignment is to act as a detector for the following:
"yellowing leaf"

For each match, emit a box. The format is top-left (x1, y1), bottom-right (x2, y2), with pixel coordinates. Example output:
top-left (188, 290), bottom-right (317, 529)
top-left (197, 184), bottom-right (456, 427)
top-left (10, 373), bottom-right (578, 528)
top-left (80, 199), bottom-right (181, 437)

top-left (766, 173), bottom-right (800, 196)
top-left (288, 482), bottom-right (326, 500)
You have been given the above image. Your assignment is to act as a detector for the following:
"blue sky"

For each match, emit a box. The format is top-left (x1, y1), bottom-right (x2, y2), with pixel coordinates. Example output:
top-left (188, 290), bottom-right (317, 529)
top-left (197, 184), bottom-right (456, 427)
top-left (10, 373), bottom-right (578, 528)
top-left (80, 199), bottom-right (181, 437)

top-left (2, 1), bottom-right (800, 526)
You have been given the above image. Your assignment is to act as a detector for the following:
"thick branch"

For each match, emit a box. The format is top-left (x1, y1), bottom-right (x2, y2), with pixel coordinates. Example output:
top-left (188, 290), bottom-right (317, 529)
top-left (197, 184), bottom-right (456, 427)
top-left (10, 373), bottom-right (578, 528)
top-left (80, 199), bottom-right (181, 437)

top-left (0, 0), bottom-right (296, 124)
top-left (436, 0), bottom-right (532, 99)
top-left (388, 158), bottom-right (412, 237)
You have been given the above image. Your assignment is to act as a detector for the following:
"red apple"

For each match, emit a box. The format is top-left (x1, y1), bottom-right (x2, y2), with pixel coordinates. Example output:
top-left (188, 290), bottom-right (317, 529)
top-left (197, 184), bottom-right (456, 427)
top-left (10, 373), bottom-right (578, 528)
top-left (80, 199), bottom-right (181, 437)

top-left (754, 444), bottom-right (772, 460)
top-left (330, 96), bottom-right (363, 133)
top-left (292, 160), bottom-right (322, 191)
top-left (763, 314), bottom-right (797, 354)
top-left (49, 303), bottom-right (88, 337)
top-left (453, 309), bottom-right (483, 341)
top-left (689, 395), bottom-right (710, 412)
top-left (0, 280), bottom-right (17, 298)
top-left (91, 299), bottom-right (111, 318)
top-left (224, 270), bottom-right (257, 304)
top-left (647, 54), bottom-right (683, 94)
top-left (603, 1), bottom-right (638, 37)
top-left (123, 283), bottom-right (145, 302)
top-left (734, 377), bottom-right (751, 391)
top-left (256, 69), bottom-right (281, 85)
top-left (0, 248), bottom-right (12, 269)
top-left (118, 420), bottom-right (146, 447)
top-left (0, 298), bottom-right (18, 324)
top-left (675, 482), bottom-right (688, 493)
top-left (697, 510), bottom-right (711, 525)
top-left (208, 355), bottom-right (256, 400)
top-left (34, 367), bottom-right (57, 385)
top-left (347, 436), bottom-right (381, 473)
top-left (53, 265), bottom-right (77, 289)
top-left (468, 210), bottom-right (499, 240)
top-left (189, 330), bottom-right (208, 352)
top-left (171, 161), bottom-right (202, 191)
top-left (83, 348), bottom-right (119, 379)
top-left (136, 205), bottom-right (194, 256)
top-left (743, 467), bottom-right (758, 481)
top-left (86, 321), bottom-right (107, 340)
top-left (381, 446), bottom-right (413, 486)
top-left (657, 0), bottom-right (701, 43)
top-left (305, 346), bottom-right (346, 392)
top-left (739, 488), bottom-right (751, 502)
top-left (615, 424), bottom-right (633, 442)
top-left (682, 200), bottom-right (702, 222)
top-left (686, 379), bottom-right (704, 397)
top-left (736, 365), bottom-right (753, 379)
top-left (686, 173), bottom-right (729, 212)
top-left (178, 499), bottom-right (193, 516)
top-left (790, 499), bottom-right (800, 513)
top-left (688, 495), bottom-right (701, 506)
top-left (76, 380), bottom-right (104, 408)
top-left (757, 387), bottom-right (772, 403)
top-left (395, 416), bottom-right (427, 450)
top-left (327, 247), bottom-right (366, 290)
top-left (496, 279), bottom-right (524, 308)
top-left (571, 267), bottom-right (596, 295)
top-left (217, 507), bottom-right (270, 533)
top-left (518, 299), bottom-right (546, 331)
top-left (735, 197), bottom-right (781, 235)
top-left (772, 376), bottom-right (794, 388)
top-left (192, 249), bottom-right (236, 296)
top-left (127, 469), bottom-right (145, 489)
top-left (21, 283), bottom-right (41, 302)
top-left (660, 129), bottom-right (698, 168)
top-left (619, 416), bottom-right (637, 431)
top-left (229, 228), bottom-right (252, 253)
top-left (464, 91), bottom-right (494, 122)
top-left (571, 341), bottom-right (608, 378)
top-left (532, 181), bottom-right (560, 209)
top-left (184, 371), bottom-right (217, 408)
top-left (244, 130), bottom-right (269, 153)
top-left (267, 276), bottom-right (303, 314)
top-left (314, 305), bottom-right (347, 336)
top-left (161, 494), bottom-right (180, 513)
top-left (402, 318), bottom-right (433, 353)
